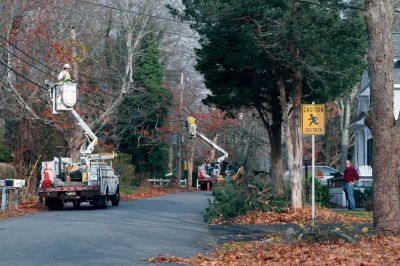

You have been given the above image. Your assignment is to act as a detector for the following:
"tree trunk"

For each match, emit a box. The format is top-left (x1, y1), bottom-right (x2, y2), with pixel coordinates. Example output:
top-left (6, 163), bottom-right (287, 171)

top-left (340, 97), bottom-right (351, 171)
top-left (68, 129), bottom-right (84, 163)
top-left (278, 76), bottom-right (294, 188)
top-left (270, 125), bottom-right (284, 196)
top-left (340, 84), bottom-right (358, 171)
top-left (168, 141), bottom-right (174, 174)
top-left (291, 70), bottom-right (303, 209)
top-left (258, 104), bottom-right (284, 196)
top-left (365, 0), bottom-right (400, 231)
top-left (186, 139), bottom-right (195, 188)
top-left (71, 27), bottom-right (79, 83)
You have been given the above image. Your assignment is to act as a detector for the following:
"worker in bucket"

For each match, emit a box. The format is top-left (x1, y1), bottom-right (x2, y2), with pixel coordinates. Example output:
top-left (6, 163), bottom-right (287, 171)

top-left (186, 116), bottom-right (197, 138)
top-left (57, 63), bottom-right (72, 84)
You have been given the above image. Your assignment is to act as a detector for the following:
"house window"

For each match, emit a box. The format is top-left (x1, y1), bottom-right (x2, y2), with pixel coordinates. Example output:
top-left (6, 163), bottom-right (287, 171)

top-left (367, 138), bottom-right (373, 166)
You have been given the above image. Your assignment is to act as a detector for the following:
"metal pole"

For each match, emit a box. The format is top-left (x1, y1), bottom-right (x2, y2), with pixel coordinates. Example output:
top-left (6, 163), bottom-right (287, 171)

top-left (177, 73), bottom-right (184, 183)
top-left (1, 187), bottom-right (6, 211)
top-left (15, 188), bottom-right (19, 210)
top-left (304, 156), bottom-right (309, 204)
top-left (312, 134), bottom-right (315, 226)
top-left (8, 189), bottom-right (13, 211)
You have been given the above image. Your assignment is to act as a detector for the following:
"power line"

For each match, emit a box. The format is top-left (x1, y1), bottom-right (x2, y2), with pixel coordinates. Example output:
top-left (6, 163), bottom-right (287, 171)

top-left (292, 0), bottom-right (400, 13)
top-left (0, 58), bottom-right (48, 91)
top-left (0, 33), bottom-right (116, 98)
top-left (72, 0), bottom-right (190, 25)
top-left (0, 58), bottom-right (105, 111)
top-left (0, 45), bottom-right (57, 79)
top-left (0, 35), bottom-right (58, 74)
top-left (52, 5), bottom-right (196, 39)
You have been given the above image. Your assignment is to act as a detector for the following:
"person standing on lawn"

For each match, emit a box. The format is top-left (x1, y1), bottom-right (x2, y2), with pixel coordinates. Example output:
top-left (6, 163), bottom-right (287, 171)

top-left (343, 160), bottom-right (359, 210)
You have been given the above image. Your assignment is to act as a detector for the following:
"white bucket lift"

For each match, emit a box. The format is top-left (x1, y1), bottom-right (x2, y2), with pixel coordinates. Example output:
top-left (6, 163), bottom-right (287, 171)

top-left (51, 82), bottom-right (77, 113)
top-left (46, 81), bottom-right (98, 162)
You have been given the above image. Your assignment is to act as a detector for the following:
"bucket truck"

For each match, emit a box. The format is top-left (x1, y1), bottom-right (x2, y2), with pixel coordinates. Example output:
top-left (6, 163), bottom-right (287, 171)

top-left (186, 119), bottom-right (241, 189)
top-left (38, 81), bottom-right (120, 210)
top-left (196, 132), bottom-right (229, 190)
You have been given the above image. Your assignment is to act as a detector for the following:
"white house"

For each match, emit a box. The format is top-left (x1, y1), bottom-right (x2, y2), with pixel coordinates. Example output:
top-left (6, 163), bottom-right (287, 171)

top-left (348, 32), bottom-right (400, 169)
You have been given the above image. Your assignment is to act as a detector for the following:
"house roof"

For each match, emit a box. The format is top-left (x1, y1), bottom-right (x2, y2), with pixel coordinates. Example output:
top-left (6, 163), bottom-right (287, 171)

top-left (359, 33), bottom-right (400, 85)
top-left (348, 112), bottom-right (366, 131)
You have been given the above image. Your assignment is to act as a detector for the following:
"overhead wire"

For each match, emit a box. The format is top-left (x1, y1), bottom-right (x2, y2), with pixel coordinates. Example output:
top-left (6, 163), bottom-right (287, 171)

top-left (0, 35), bottom-right (58, 74)
top-left (72, 0), bottom-right (191, 25)
top-left (0, 58), bottom-right (105, 111)
top-left (292, 0), bottom-right (400, 13)
top-left (0, 33), bottom-right (117, 98)
top-left (0, 58), bottom-right (48, 91)
top-left (52, 5), bottom-right (196, 39)
top-left (0, 45), bottom-right (57, 79)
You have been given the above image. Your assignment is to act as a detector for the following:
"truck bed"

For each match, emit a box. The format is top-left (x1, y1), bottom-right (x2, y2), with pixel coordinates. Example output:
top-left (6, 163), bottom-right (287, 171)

top-left (39, 182), bottom-right (98, 193)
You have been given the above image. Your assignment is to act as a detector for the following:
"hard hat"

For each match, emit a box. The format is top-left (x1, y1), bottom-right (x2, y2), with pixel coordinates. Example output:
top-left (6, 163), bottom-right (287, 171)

top-left (63, 64), bottom-right (71, 69)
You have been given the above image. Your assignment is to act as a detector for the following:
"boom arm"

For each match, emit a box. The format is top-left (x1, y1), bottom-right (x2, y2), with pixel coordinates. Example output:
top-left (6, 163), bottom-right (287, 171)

top-left (46, 80), bottom-right (98, 159)
top-left (197, 133), bottom-right (228, 163)
top-left (70, 109), bottom-right (98, 157)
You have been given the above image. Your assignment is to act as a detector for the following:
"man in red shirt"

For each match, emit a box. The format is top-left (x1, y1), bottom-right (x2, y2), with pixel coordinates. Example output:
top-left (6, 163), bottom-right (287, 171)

top-left (343, 160), bottom-right (359, 210)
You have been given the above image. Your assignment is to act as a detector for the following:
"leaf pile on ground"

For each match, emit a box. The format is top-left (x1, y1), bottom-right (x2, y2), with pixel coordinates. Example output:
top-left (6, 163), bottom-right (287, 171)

top-left (0, 200), bottom-right (42, 220)
top-left (120, 187), bottom-right (197, 201)
top-left (212, 207), bottom-right (372, 225)
top-left (149, 234), bottom-right (400, 265)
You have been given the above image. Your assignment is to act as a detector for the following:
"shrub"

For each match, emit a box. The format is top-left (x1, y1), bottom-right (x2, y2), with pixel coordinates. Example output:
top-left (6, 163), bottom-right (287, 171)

top-left (0, 163), bottom-right (16, 179)
top-left (354, 187), bottom-right (373, 209)
top-left (0, 144), bottom-right (12, 163)
top-left (113, 153), bottom-right (137, 195)
top-left (203, 177), bottom-right (287, 223)
top-left (304, 177), bottom-right (331, 207)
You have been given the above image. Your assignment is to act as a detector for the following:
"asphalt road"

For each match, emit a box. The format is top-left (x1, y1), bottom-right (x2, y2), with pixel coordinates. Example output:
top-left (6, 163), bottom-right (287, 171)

top-left (0, 191), bottom-right (216, 266)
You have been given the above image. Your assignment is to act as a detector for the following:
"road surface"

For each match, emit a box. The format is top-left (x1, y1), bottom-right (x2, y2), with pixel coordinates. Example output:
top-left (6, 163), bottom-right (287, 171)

top-left (0, 191), bottom-right (216, 266)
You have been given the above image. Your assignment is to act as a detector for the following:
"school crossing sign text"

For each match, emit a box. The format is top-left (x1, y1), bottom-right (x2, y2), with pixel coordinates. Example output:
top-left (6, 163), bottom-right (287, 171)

top-left (301, 104), bottom-right (325, 135)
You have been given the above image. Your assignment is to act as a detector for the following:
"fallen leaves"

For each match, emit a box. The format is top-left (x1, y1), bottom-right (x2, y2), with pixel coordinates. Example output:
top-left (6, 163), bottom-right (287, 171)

top-left (147, 255), bottom-right (192, 264)
top-left (121, 187), bottom-right (197, 201)
top-left (149, 235), bottom-right (400, 265)
top-left (0, 200), bottom-right (42, 220)
top-left (212, 207), bottom-right (372, 225)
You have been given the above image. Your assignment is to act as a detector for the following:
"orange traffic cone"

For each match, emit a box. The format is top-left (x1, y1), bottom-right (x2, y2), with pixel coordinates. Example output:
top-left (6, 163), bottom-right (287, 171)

top-left (42, 166), bottom-right (52, 188)
top-left (206, 181), bottom-right (210, 192)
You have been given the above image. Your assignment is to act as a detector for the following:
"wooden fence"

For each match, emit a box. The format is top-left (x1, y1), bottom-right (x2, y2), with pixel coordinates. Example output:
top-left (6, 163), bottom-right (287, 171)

top-left (147, 178), bottom-right (187, 187)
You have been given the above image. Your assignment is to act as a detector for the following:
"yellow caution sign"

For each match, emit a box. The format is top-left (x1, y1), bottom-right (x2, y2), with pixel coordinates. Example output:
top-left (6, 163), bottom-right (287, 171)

top-left (302, 104), bottom-right (325, 135)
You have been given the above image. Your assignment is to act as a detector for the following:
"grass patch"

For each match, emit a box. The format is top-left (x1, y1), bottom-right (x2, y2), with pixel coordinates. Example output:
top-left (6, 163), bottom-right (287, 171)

top-left (335, 210), bottom-right (372, 218)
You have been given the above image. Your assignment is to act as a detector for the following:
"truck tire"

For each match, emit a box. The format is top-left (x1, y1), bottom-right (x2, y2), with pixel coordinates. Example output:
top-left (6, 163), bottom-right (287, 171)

top-left (73, 200), bottom-right (81, 209)
top-left (99, 189), bottom-right (108, 209)
top-left (46, 198), bottom-right (64, 210)
top-left (111, 186), bottom-right (120, 207)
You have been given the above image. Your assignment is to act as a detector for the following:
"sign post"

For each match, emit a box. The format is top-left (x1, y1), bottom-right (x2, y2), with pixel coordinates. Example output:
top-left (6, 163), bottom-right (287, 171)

top-left (302, 103), bottom-right (325, 226)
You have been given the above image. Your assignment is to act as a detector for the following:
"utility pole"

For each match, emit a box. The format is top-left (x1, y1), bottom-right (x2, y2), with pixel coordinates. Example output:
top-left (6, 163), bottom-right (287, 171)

top-left (177, 73), bottom-right (184, 185)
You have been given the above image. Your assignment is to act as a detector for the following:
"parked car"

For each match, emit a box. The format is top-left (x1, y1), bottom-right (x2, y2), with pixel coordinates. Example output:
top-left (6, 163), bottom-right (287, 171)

top-left (283, 166), bottom-right (342, 185)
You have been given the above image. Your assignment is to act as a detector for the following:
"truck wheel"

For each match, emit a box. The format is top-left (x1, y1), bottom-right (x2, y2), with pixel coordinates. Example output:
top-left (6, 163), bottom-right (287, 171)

top-left (99, 189), bottom-right (108, 209)
top-left (45, 198), bottom-right (55, 210)
top-left (46, 198), bottom-right (63, 210)
top-left (73, 200), bottom-right (81, 209)
top-left (111, 186), bottom-right (120, 207)
top-left (55, 199), bottom-right (64, 210)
